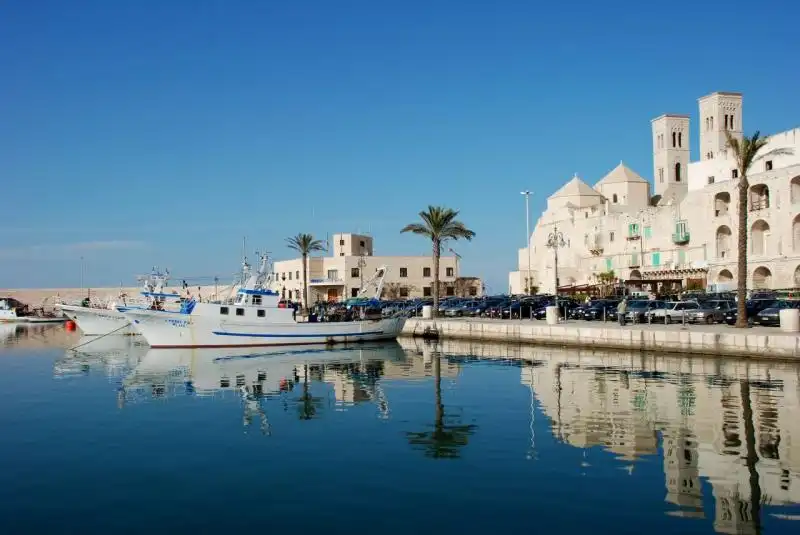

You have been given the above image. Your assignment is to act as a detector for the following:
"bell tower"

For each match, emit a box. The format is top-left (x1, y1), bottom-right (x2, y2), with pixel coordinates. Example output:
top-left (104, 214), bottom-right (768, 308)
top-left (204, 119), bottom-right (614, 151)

top-left (698, 91), bottom-right (743, 161)
top-left (651, 114), bottom-right (690, 197)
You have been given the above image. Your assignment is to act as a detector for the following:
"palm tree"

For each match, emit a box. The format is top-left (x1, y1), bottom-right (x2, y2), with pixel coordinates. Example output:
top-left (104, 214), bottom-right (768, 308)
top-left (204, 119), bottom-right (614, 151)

top-left (286, 233), bottom-right (326, 313)
top-left (406, 355), bottom-right (477, 458)
top-left (401, 206), bottom-right (475, 316)
top-left (725, 132), bottom-right (793, 328)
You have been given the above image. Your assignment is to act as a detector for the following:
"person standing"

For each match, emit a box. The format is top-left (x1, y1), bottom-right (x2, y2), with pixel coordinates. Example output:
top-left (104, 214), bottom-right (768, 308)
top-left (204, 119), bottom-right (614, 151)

top-left (617, 298), bottom-right (627, 326)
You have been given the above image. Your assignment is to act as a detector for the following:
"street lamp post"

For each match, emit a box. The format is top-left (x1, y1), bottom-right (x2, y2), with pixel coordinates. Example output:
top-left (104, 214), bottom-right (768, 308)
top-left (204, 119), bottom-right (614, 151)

top-left (546, 222), bottom-right (567, 316)
top-left (520, 190), bottom-right (533, 294)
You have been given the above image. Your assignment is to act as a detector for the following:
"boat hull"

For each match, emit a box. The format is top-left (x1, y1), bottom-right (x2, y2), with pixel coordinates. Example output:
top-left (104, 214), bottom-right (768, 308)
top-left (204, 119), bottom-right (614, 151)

top-left (124, 308), bottom-right (407, 348)
top-left (58, 305), bottom-right (135, 335)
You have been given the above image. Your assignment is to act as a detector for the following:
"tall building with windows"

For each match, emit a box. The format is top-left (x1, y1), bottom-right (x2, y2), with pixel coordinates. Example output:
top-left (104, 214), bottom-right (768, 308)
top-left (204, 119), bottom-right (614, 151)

top-left (272, 233), bottom-right (481, 304)
top-left (510, 91), bottom-right (800, 294)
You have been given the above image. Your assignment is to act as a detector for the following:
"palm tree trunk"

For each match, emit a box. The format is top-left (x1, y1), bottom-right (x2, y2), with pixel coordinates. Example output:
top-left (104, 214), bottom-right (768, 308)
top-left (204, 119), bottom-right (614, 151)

top-left (302, 253), bottom-right (309, 314)
top-left (740, 379), bottom-right (762, 534)
top-left (432, 238), bottom-right (441, 317)
top-left (736, 176), bottom-right (749, 328)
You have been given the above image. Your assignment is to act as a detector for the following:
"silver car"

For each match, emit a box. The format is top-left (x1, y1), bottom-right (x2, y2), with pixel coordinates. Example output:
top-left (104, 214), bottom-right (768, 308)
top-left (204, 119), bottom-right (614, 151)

top-left (686, 300), bottom-right (735, 324)
top-left (648, 301), bottom-right (700, 324)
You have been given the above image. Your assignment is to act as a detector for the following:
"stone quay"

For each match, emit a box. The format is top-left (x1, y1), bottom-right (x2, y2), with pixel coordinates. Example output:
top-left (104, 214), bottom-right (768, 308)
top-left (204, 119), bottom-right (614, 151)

top-left (400, 318), bottom-right (800, 359)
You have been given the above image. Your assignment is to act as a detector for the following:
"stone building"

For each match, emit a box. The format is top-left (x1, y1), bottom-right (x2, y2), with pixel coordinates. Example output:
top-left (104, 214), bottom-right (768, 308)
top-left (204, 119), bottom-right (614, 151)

top-left (272, 233), bottom-right (481, 304)
top-left (510, 91), bottom-right (800, 295)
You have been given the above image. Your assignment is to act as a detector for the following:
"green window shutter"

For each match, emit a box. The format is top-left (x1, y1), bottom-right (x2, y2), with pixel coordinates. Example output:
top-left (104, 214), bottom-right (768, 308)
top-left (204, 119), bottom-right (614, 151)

top-left (652, 252), bottom-right (660, 266)
top-left (644, 226), bottom-right (652, 239)
top-left (606, 257), bottom-right (613, 270)
top-left (630, 253), bottom-right (638, 265)
top-left (678, 250), bottom-right (686, 265)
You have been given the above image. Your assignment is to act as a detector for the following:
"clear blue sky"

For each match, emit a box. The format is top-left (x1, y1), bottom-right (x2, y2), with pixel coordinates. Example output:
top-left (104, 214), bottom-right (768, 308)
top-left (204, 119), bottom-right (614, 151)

top-left (2, 0), bottom-right (799, 291)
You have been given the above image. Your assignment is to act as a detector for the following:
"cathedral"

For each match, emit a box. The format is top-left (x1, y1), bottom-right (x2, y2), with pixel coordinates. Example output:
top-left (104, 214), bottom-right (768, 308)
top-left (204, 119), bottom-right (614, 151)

top-left (510, 91), bottom-right (800, 295)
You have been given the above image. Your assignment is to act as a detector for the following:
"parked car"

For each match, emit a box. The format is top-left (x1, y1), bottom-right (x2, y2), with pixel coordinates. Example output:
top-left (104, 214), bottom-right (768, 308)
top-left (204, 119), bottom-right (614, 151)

top-left (624, 300), bottom-right (667, 323)
top-left (724, 299), bottom-right (777, 326)
top-left (533, 300), bottom-right (579, 320)
top-left (754, 300), bottom-right (800, 327)
top-left (648, 301), bottom-right (700, 324)
top-left (686, 299), bottom-right (735, 324)
top-left (583, 300), bottom-right (619, 321)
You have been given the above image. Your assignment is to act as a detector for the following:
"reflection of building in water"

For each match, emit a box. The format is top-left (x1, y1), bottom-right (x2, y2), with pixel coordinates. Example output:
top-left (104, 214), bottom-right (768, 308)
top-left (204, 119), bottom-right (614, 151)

top-left (515, 348), bottom-right (800, 534)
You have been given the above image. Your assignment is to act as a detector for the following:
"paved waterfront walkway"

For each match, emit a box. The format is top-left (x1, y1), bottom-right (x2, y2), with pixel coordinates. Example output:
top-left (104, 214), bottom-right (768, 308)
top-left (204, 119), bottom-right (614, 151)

top-left (400, 317), bottom-right (800, 359)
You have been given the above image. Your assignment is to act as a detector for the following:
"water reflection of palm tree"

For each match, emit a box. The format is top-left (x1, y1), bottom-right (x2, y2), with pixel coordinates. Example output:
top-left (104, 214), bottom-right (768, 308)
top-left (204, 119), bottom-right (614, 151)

top-left (406, 355), bottom-right (476, 459)
top-left (296, 365), bottom-right (323, 420)
top-left (740, 379), bottom-right (762, 535)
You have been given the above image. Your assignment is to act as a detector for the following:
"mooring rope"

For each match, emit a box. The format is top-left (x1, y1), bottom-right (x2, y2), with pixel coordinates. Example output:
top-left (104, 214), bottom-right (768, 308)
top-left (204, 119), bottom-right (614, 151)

top-left (66, 322), bottom-right (133, 351)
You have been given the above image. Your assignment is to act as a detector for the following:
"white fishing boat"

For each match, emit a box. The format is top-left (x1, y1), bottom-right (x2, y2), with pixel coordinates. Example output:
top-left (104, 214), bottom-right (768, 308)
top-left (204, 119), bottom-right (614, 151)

top-left (56, 269), bottom-right (182, 336)
top-left (0, 297), bottom-right (65, 324)
top-left (123, 253), bottom-right (407, 348)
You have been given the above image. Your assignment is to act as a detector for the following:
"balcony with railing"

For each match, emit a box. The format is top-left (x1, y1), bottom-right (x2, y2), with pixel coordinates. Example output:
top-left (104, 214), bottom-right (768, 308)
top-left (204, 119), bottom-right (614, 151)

top-left (749, 184), bottom-right (770, 212)
top-left (587, 236), bottom-right (603, 255)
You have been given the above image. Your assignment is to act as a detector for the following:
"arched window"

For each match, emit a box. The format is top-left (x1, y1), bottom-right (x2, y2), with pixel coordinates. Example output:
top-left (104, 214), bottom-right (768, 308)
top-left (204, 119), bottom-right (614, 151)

top-left (730, 115), bottom-right (734, 130)
top-left (678, 132), bottom-right (682, 148)
top-left (725, 115), bottom-right (729, 129)
top-left (710, 116), bottom-right (713, 130)
top-left (612, 194), bottom-right (618, 203)
top-left (705, 117), bottom-right (709, 131)
top-left (672, 132), bottom-right (676, 147)
top-left (675, 162), bottom-right (682, 182)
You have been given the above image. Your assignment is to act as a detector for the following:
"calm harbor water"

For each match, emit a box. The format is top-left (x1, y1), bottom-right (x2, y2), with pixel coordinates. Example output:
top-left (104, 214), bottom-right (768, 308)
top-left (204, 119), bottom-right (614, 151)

top-left (1, 325), bottom-right (800, 534)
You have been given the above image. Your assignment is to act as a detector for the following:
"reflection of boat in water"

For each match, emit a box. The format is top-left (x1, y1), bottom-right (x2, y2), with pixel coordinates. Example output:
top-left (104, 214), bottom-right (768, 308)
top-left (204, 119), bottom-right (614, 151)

top-left (124, 342), bottom-right (408, 397)
top-left (54, 336), bottom-right (150, 378)
top-left (121, 342), bottom-right (410, 431)
top-left (0, 323), bottom-right (22, 344)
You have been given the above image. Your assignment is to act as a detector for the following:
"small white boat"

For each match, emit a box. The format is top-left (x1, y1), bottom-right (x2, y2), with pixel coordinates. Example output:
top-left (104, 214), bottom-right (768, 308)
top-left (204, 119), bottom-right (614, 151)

top-left (0, 297), bottom-right (65, 324)
top-left (57, 269), bottom-right (182, 336)
top-left (124, 253), bottom-right (407, 348)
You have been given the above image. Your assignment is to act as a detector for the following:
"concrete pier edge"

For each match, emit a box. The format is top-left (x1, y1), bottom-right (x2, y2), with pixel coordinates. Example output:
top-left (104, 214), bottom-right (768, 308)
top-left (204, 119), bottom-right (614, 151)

top-left (400, 318), bottom-right (800, 359)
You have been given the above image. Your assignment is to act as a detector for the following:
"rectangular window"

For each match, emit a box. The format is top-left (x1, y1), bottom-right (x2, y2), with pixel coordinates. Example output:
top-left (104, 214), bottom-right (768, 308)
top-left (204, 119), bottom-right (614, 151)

top-left (446, 286), bottom-right (455, 296)
top-left (288, 272), bottom-right (292, 280)
top-left (678, 249), bottom-right (686, 266)
top-left (609, 231), bottom-right (615, 242)
top-left (351, 288), bottom-right (359, 297)
top-left (652, 252), bottom-right (661, 266)
top-left (340, 253), bottom-right (344, 257)
top-left (644, 226), bottom-right (652, 239)
top-left (220, 306), bottom-right (229, 315)
top-left (658, 168), bottom-right (664, 183)
top-left (423, 286), bottom-right (432, 297)
top-left (359, 240), bottom-right (365, 247)
top-left (446, 267), bottom-right (454, 277)
top-left (605, 258), bottom-right (613, 270)
top-left (351, 268), bottom-right (359, 278)
top-left (236, 308), bottom-right (245, 316)
top-left (327, 269), bottom-right (339, 280)
top-left (399, 287), bottom-right (409, 297)
top-left (630, 254), bottom-right (639, 266)
top-left (628, 223), bottom-right (639, 236)
top-left (252, 295), bottom-right (262, 305)
top-left (469, 287), bottom-right (478, 296)
top-left (732, 169), bottom-right (739, 179)
top-left (339, 239), bottom-right (345, 245)
top-left (399, 267), bottom-right (408, 277)
top-left (257, 309), bottom-right (265, 318)
top-left (707, 176), bottom-right (715, 184)
top-left (766, 160), bottom-right (773, 171)
top-left (295, 271), bottom-right (300, 279)
top-left (423, 267), bottom-right (431, 277)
